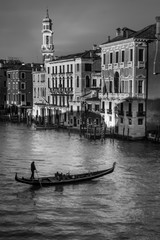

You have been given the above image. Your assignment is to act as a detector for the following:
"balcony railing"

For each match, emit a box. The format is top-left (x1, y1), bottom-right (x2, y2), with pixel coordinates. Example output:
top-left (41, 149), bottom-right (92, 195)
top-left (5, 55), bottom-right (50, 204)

top-left (107, 109), bottom-right (112, 114)
top-left (137, 111), bottom-right (146, 117)
top-left (50, 87), bottom-right (73, 95)
top-left (118, 110), bottom-right (124, 116)
top-left (126, 111), bottom-right (132, 117)
top-left (100, 109), bottom-right (105, 113)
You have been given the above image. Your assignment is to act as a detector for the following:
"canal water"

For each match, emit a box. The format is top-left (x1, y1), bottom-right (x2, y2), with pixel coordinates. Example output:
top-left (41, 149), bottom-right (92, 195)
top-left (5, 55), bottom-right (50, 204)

top-left (0, 123), bottom-right (160, 240)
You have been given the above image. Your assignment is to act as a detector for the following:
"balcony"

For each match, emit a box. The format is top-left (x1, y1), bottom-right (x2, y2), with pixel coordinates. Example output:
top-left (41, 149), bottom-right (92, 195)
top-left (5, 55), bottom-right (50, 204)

top-left (120, 62), bottom-right (124, 68)
top-left (50, 87), bottom-right (73, 95)
top-left (126, 111), bottom-right (132, 117)
top-left (127, 61), bottom-right (133, 68)
top-left (107, 109), bottom-right (112, 114)
top-left (108, 64), bottom-right (112, 70)
top-left (137, 111), bottom-right (145, 117)
top-left (118, 110), bottom-right (124, 116)
top-left (138, 61), bottom-right (145, 69)
top-left (100, 109), bottom-right (105, 113)
top-left (113, 63), bottom-right (118, 69)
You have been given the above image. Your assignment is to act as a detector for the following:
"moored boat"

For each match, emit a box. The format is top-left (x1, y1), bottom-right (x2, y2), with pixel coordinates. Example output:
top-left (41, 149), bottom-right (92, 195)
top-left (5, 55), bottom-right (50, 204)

top-left (34, 124), bottom-right (58, 130)
top-left (15, 162), bottom-right (116, 187)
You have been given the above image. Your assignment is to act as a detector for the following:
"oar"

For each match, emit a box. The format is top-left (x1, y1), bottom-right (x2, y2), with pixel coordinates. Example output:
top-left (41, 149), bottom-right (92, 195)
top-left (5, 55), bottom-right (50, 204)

top-left (36, 169), bottom-right (42, 188)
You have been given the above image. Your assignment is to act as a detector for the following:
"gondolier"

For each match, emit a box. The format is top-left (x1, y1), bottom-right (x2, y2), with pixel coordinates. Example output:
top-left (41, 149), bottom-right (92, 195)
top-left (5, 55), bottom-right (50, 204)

top-left (30, 161), bottom-right (36, 180)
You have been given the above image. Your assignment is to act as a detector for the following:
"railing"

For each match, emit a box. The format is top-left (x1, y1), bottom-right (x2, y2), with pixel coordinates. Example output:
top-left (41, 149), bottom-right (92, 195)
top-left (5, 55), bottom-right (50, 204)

top-left (126, 111), bottom-right (132, 117)
top-left (107, 109), bottom-right (112, 114)
top-left (137, 111), bottom-right (146, 117)
top-left (118, 110), bottom-right (124, 116)
top-left (50, 87), bottom-right (73, 95)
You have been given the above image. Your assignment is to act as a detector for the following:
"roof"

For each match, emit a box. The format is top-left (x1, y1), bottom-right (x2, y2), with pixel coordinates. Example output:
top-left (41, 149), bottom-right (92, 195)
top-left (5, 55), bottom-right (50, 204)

top-left (53, 49), bottom-right (100, 61)
top-left (101, 24), bottom-right (157, 45)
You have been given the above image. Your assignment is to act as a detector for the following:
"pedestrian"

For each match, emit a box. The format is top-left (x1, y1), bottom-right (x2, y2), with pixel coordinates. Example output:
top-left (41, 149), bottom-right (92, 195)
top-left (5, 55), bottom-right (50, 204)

top-left (30, 161), bottom-right (36, 180)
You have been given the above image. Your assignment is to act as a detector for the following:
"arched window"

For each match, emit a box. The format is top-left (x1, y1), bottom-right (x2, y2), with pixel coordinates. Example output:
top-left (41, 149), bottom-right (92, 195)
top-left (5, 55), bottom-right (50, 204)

top-left (114, 72), bottom-right (119, 93)
top-left (86, 76), bottom-right (90, 88)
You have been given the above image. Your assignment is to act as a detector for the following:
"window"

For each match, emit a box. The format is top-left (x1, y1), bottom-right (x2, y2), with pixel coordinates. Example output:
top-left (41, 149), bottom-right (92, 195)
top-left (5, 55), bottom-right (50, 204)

top-left (46, 36), bottom-right (49, 44)
top-left (121, 80), bottom-right (124, 93)
top-left (129, 80), bottom-right (132, 94)
top-left (70, 77), bottom-right (73, 88)
top-left (88, 104), bottom-right (92, 111)
top-left (4, 81), bottom-right (6, 88)
top-left (67, 77), bottom-right (69, 87)
top-left (103, 54), bottom-right (106, 65)
top-left (77, 106), bottom-right (80, 113)
top-left (67, 65), bottom-right (69, 72)
top-left (109, 81), bottom-right (112, 93)
top-left (130, 49), bottom-right (133, 61)
top-left (48, 67), bottom-right (50, 74)
top-left (138, 118), bottom-right (143, 125)
top-left (116, 52), bottom-right (119, 63)
top-left (59, 65), bottom-right (62, 73)
top-left (77, 64), bottom-right (80, 71)
top-left (95, 105), bottom-right (99, 111)
top-left (93, 79), bottom-right (97, 87)
top-left (21, 94), bottom-right (26, 102)
top-left (86, 76), bottom-right (90, 88)
top-left (120, 118), bottom-right (123, 124)
top-left (139, 49), bottom-right (144, 61)
top-left (70, 64), bottom-right (73, 72)
top-left (109, 102), bottom-right (112, 110)
top-left (128, 103), bottom-right (132, 112)
top-left (85, 64), bottom-right (92, 71)
top-left (120, 103), bottom-right (123, 112)
top-left (34, 88), bottom-right (36, 98)
top-left (138, 103), bottom-right (143, 112)
top-left (138, 80), bottom-right (143, 94)
top-left (129, 118), bottom-right (132, 125)
top-left (21, 72), bottom-right (26, 79)
top-left (21, 82), bottom-right (26, 90)
top-left (77, 76), bottom-right (79, 87)
top-left (52, 66), bottom-right (54, 74)
top-left (109, 52), bottom-right (113, 64)
top-left (121, 50), bottom-right (125, 62)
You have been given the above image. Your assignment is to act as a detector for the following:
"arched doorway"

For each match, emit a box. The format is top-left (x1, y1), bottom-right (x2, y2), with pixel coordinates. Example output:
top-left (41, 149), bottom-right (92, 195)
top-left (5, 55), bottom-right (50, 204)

top-left (114, 72), bottom-right (119, 93)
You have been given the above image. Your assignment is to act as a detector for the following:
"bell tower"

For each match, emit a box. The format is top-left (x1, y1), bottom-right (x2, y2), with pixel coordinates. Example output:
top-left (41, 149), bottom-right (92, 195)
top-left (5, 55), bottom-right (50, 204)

top-left (41, 9), bottom-right (54, 62)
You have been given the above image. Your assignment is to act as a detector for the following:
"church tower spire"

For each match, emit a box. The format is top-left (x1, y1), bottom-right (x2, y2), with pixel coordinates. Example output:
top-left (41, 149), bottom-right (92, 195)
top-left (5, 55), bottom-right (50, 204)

top-left (41, 9), bottom-right (54, 62)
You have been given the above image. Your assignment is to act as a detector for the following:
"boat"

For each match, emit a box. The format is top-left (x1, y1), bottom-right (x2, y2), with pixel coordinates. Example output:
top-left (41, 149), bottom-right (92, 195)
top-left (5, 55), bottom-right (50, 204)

top-left (34, 124), bottom-right (58, 130)
top-left (15, 162), bottom-right (116, 187)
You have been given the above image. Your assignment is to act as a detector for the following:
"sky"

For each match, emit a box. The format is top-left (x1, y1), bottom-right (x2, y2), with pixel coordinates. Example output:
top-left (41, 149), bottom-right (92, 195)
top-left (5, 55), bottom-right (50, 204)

top-left (0, 0), bottom-right (160, 63)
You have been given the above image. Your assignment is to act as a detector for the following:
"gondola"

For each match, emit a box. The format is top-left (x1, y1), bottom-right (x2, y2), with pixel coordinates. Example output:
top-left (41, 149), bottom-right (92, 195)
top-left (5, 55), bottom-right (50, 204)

top-left (15, 162), bottom-right (116, 187)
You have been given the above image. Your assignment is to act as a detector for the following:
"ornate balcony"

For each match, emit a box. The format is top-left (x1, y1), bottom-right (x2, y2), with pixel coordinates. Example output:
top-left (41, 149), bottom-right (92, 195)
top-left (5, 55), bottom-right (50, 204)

top-left (49, 87), bottom-right (73, 95)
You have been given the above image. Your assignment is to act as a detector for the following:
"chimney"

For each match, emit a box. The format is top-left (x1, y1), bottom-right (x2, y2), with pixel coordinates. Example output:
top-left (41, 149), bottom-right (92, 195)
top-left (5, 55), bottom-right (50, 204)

top-left (93, 44), bottom-right (97, 50)
top-left (108, 36), bottom-right (110, 42)
top-left (153, 16), bottom-right (160, 74)
top-left (116, 28), bottom-right (121, 37)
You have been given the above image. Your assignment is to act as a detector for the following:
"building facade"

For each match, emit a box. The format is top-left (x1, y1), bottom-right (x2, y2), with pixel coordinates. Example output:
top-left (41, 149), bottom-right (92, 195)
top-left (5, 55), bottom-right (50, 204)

top-left (100, 18), bottom-right (160, 139)
top-left (7, 65), bottom-right (33, 120)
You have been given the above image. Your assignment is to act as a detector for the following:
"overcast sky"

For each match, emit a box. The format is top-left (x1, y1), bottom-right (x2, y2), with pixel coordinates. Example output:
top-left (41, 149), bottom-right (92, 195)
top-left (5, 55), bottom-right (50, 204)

top-left (0, 0), bottom-right (160, 63)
